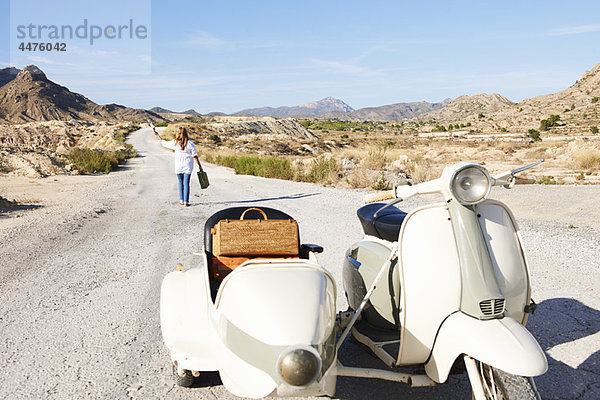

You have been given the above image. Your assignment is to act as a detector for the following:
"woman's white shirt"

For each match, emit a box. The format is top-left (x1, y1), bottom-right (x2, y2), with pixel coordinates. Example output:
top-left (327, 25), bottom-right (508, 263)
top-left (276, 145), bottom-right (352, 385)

top-left (161, 140), bottom-right (198, 174)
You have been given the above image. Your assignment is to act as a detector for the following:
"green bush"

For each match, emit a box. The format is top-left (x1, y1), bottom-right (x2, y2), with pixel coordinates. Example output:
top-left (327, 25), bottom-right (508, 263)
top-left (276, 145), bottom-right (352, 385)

top-left (67, 147), bottom-right (134, 174)
top-left (341, 134), bottom-right (349, 139)
top-left (590, 126), bottom-right (599, 134)
top-left (212, 155), bottom-right (294, 180)
top-left (208, 134), bottom-right (222, 144)
top-left (304, 155), bottom-right (339, 183)
top-left (592, 97), bottom-right (599, 103)
top-left (155, 122), bottom-right (169, 127)
top-left (528, 129), bottom-right (541, 141)
top-left (540, 114), bottom-right (560, 131)
top-left (433, 125), bottom-right (447, 132)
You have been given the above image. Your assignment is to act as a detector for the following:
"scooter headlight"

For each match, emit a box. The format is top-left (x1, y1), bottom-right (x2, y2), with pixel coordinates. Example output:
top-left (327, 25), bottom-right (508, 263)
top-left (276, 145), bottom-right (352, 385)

top-left (450, 165), bottom-right (491, 205)
top-left (277, 347), bottom-right (321, 387)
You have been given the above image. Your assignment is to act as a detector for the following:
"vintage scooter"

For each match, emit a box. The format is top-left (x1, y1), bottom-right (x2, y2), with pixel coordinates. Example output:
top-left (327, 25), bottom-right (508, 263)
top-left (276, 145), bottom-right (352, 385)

top-left (338, 160), bottom-right (547, 399)
top-left (160, 161), bottom-right (547, 400)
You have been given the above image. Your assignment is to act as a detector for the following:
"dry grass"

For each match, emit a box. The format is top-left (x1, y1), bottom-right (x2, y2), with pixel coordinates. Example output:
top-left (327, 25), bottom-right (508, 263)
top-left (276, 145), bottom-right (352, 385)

top-left (571, 147), bottom-right (600, 171)
top-left (403, 159), bottom-right (443, 183)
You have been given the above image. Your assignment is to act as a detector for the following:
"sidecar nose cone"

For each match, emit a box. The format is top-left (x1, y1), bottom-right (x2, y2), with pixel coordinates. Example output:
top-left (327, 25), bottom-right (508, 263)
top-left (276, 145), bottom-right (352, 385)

top-left (278, 348), bottom-right (321, 387)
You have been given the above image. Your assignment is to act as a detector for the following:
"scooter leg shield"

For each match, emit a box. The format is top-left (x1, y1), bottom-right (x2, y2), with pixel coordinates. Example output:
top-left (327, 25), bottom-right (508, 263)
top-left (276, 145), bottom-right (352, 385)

top-left (425, 312), bottom-right (547, 383)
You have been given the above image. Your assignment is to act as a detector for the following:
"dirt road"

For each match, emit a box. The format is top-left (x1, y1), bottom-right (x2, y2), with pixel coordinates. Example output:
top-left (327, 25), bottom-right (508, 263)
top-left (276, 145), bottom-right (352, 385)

top-left (1, 128), bottom-right (598, 399)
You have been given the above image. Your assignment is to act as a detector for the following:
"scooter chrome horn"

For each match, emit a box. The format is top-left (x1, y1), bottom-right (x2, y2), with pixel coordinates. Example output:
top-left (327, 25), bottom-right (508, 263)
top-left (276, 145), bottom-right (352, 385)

top-left (449, 164), bottom-right (491, 205)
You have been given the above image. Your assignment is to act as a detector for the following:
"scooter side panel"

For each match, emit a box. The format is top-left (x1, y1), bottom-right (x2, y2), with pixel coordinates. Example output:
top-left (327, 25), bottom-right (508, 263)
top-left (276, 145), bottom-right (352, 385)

top-left (160, 265), bottom-right (218, 370)
top-left (398, 204), bottom-right (462, 364)
top-left (476, 201), bottom-right (530, 323)
top-left (425, 312), bottom-right (547, 383)
top-left (216, 264), bottom-right (336, 345)
top-left (215, 262), bottom-right (337, 398)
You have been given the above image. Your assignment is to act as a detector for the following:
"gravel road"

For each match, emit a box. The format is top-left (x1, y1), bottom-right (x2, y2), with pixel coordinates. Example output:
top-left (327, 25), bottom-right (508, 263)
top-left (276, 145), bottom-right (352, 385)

top-left (1, 128), bottom-right (599, 399)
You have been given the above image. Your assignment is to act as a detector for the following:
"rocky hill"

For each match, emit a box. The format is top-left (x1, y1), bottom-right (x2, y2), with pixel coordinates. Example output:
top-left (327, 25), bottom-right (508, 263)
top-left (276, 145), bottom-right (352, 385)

top-left (237, 96), bottom-right (354, 117)
top-left (424, 93), bottom-right (514, 121)
top-left (0, 65), bottom-right (163, 124)
top-left (419, 63), bottom-right (600, 133)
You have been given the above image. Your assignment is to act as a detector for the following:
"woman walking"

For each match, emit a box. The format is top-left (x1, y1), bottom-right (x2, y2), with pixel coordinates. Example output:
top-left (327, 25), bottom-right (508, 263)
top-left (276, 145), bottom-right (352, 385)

top-left (153, 126), bottom-right (203, 207)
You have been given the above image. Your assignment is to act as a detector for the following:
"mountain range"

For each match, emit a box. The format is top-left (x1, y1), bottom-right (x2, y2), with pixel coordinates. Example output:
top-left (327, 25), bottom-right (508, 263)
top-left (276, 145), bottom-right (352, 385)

top-left (0, 65), bottom-right (163, 124)
top-left (236, 96), bottom-right (354, 117)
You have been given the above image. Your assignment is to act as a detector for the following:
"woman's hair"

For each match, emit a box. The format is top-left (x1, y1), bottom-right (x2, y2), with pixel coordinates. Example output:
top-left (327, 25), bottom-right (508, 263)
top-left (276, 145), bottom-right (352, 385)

top-left (175, 126), bottom-right (189, 150)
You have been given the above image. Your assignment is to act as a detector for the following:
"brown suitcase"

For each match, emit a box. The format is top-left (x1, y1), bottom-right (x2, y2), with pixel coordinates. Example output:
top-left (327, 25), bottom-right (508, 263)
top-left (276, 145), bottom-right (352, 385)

top-left (211, 208), bottom-right (299, 257)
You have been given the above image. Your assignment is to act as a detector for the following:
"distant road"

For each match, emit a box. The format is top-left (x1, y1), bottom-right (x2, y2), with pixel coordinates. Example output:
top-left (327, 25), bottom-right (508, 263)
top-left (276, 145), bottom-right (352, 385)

top-left (0, 128), bottom-right (598, 399)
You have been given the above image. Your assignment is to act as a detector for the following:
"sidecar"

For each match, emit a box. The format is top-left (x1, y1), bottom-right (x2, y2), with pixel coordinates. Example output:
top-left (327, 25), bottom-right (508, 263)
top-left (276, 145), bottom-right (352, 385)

top-left (160, 207), bottom-right (337, 398)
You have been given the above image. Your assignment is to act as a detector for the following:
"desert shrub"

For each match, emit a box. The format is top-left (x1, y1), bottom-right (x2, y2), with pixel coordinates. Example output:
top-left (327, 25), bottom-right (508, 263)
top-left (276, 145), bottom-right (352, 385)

top-left (527, 129), bottom-right (542, 141)
top-left (341, 134), bottom-right (349, 139)
top-left (590, 126), bottom-right (599, 134)
top-left (501, 127), bottom-right (508, 132)
top-left (68, 147), bottom-right (133, 174)
top-left (155, 122), bottom-right (169, 127)
top-left (572, 148), bottom-right (600, 171)
top-left (213, 155), bottom-right (294, 180)
top-left (540, 114), bottom-right (561, 131)
top-left (592, 96), bottom-right (599, 103)
top-left (433, 125), bottom-right (447, 132)
top-left (537, 176), bottom-right (557, 185)
top-left (372, 171), bottom-right (391, 190)
top-left (208, 134), bottom-right (222, 144)
top-left (303, 155), bottom-right (339, 183)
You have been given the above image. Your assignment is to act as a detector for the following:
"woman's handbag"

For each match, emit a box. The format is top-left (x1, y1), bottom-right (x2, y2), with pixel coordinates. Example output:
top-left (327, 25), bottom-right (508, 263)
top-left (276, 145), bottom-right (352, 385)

top-left (211, 207), bottom-right (299, 257)
top-left (197, 170), bottom-right (209, 189)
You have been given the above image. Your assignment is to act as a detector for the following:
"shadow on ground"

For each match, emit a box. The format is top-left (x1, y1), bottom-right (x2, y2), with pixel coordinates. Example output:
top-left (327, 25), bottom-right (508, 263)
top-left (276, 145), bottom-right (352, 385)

top-left (527, 297), bottom-right (600, 399)
top-left (0, 197), bottom-right (42, 217)
top-left (194, 192), bottom-right (320, 206)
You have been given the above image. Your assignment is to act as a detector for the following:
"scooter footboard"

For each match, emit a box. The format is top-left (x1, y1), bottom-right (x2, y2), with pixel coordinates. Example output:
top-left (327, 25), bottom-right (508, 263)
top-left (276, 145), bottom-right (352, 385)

top-left (425, 312), bottom-right (547, 383)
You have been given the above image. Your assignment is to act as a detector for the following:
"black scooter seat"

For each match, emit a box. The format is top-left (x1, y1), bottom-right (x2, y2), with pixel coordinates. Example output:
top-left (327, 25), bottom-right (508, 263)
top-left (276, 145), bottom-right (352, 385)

top-left (357, 203), bottom-right (407, 242)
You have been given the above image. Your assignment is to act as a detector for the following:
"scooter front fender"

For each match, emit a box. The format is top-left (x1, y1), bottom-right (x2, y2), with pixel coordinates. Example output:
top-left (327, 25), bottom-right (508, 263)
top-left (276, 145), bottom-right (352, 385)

top-left (425, 312), bottom-right (547, 383)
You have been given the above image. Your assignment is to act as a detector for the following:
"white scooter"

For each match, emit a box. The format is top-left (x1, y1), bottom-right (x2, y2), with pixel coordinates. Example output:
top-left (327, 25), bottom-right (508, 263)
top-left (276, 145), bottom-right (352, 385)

top-left (159, 161), bottom-right (547, 400)
top-left (338, 160), bottom-right (547, 399)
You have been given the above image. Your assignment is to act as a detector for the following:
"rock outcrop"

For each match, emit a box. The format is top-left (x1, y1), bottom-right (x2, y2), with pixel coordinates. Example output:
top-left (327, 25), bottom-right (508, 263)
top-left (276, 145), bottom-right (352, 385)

top-left (208, 116), bottom-right (317, 139)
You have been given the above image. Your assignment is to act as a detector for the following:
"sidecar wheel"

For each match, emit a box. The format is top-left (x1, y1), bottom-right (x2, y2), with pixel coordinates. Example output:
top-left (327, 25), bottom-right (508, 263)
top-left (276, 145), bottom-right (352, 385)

top-left (466, 359), bottom-right (539, 400)
top-left (173, 365), bottom-right (194, 387)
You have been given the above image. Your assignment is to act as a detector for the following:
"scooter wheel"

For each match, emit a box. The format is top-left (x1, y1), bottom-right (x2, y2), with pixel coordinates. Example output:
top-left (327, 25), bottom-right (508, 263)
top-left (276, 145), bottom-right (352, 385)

top-left (173, 365), bottom-right (194, 387)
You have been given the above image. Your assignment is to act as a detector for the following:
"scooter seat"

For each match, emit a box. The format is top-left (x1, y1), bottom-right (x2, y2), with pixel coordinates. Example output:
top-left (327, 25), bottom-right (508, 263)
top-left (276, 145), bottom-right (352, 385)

top-left (357, 203), bottom-right (407, 242)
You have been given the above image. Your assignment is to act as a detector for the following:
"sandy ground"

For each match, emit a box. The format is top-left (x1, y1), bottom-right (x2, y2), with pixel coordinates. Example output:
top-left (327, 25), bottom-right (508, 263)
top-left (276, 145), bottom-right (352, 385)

top-left (0, 128), bottom-right (599, 399)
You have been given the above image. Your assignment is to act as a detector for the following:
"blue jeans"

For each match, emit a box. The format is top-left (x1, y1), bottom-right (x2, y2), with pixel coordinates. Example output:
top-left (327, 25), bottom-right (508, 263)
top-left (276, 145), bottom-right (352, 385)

top-left (176, 173), bottom-right (191, 204)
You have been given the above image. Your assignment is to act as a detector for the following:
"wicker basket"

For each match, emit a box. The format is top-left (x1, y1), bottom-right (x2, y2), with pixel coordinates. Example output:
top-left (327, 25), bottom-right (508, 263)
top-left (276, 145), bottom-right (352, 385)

top-left (211, 208), bottom-right (299, 257)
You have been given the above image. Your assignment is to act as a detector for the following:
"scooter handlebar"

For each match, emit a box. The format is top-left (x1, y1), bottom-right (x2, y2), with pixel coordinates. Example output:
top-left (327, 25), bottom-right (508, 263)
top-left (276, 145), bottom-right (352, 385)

top-left (363, 190), bottom-right (396, 204)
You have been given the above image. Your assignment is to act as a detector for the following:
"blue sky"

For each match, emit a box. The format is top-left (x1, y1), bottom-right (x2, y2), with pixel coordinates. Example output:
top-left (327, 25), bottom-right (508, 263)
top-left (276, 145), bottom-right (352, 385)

top-left (1, 0), bottom-right (600, 113)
